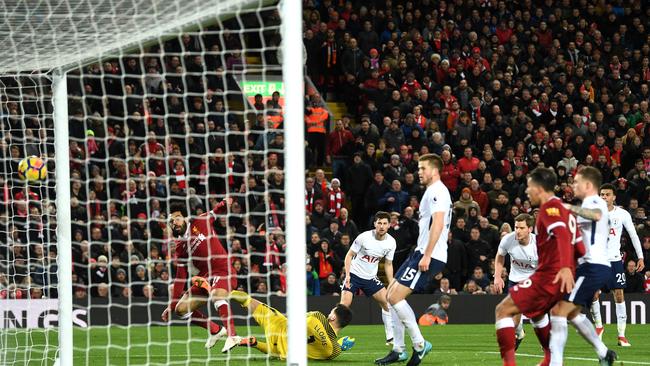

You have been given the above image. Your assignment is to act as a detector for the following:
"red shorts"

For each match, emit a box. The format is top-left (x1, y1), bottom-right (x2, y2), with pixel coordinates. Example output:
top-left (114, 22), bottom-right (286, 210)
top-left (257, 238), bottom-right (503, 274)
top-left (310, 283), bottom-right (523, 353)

top-left (208, 273), bottom-right (238, 292)
top-left (192, 267), bottom-right (238, 294)
top-left (509, 271), bottom-right (563, 319)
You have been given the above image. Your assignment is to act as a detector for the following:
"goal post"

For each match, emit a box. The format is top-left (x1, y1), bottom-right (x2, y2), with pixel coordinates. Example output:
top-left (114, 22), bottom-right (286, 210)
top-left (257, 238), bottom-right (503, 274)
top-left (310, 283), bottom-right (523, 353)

top-left (279, 0), bottom-right (307, 364)
top-left (0, 0), bottom-right (308, 364)
top-left (52, 71), bottom-right (73, 366)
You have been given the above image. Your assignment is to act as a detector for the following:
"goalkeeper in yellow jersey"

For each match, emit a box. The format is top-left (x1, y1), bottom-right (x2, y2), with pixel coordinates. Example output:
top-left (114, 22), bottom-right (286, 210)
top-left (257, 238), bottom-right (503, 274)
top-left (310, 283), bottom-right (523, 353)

top-left (229, 290), bottom-right (352, 360)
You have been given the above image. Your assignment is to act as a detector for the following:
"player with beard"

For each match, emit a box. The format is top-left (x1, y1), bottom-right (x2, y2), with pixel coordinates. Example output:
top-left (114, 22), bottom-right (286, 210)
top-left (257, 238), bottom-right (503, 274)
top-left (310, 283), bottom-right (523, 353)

top-left (161, 199), bottom-right (239, 352)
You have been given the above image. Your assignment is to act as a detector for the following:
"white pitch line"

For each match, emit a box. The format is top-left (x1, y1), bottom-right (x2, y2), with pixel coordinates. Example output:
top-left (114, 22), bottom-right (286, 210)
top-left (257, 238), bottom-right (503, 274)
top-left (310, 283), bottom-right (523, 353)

top-left (480, 351), bottom-right (650, 365)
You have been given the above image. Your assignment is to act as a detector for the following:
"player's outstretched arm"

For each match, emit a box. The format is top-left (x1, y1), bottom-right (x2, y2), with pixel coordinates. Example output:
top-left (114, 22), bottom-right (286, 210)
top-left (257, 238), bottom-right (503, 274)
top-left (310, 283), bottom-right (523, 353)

top-left (564, 204), bottom-right (602, 221)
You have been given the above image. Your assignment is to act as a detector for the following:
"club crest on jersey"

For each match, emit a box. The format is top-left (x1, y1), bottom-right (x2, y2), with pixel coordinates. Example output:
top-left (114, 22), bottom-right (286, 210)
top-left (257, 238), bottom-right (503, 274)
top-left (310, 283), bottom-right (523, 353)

top-left (545, 207), bottom-right (560, 216)
top-left (192, 226), bottom-right (200, 235)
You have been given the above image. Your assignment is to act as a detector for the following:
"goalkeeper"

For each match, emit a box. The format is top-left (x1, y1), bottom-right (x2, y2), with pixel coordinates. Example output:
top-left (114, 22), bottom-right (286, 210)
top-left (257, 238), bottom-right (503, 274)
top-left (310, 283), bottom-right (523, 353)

top-left (229, 290), bottom-right (352, 360)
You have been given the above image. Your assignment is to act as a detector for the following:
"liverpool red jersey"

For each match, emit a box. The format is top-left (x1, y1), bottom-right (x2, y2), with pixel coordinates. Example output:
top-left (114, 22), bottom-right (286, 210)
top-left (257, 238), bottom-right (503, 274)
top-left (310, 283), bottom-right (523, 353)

top-left (534, 196), bottom-right (582, 274)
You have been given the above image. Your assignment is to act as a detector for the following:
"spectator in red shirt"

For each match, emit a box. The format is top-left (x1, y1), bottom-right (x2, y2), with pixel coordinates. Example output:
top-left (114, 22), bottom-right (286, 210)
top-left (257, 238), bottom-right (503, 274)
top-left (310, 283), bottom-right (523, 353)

top-left (470, 179), bottom-right (489, 216)
top-left (441, 149), bottom-right (460, 194)
top-left (465, 47), bottom-right (490, 73)
top-left (457, 147), bottom-right (480, 173)
top-left (326, 119), bottom-right (354, 183)
top-left (589, 134), bottom-right (611, 165)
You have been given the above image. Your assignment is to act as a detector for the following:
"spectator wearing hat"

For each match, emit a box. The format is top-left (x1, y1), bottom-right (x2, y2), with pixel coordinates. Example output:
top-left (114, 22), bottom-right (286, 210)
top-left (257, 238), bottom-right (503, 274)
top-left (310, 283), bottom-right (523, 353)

top-left (325, 178), bottom-right (345, 218)
top-left (111, 268), bottom-right (129, 297)
top-left (131, 264), bottom-right (149, 297)
top-left (90, 255), bottom-right (110, 297)
top-left (454, 188), bottom-right (480, 217)
top-left (384, 154), bottom-right (407, 184)
top-left (309, 200), bottom-right (331, 231)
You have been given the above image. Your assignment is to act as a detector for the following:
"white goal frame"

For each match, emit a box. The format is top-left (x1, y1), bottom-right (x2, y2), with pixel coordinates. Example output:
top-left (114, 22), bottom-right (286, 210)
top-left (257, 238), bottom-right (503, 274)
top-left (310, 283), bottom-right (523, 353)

top-left (1, 0), bottom-right (306, 365)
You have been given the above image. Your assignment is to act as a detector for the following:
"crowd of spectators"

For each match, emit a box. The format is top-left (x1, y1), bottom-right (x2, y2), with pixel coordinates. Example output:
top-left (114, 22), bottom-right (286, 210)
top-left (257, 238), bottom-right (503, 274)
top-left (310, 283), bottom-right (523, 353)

top-left (3, 0), bottom-right (650, 301)
top-left (302, 0), bottom-right (650, 295)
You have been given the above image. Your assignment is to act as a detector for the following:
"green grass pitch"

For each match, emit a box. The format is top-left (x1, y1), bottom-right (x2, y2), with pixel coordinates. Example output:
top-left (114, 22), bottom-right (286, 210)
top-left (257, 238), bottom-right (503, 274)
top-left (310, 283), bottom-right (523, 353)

top-left (3, 324), bottom-right (649, 365)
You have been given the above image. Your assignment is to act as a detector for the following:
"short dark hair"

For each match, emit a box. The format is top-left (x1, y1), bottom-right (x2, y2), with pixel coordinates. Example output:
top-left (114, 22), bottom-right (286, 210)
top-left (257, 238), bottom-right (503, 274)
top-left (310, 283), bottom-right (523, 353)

top-left (515, 213), bottom-right (534, 228)
top-left (169, 201), bottom-right (188, 217)
top-left (576, 166), bottom-right (602, 188)
top-left (419, 153), bottom-right (443, 172)
top-left (528, 167), bottom-right (557, 192)
top-left (374, 211), bottom-right (391, 222)
top-left (333, 304), bottom-right (352, 328)
top-left (600, 183), bottom-right (616, 193)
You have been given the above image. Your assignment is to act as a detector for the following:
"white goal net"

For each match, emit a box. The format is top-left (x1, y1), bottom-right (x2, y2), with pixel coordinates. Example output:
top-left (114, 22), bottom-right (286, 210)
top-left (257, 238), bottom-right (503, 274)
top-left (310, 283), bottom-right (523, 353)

top-left (0, 0), bottom-right (308, 365)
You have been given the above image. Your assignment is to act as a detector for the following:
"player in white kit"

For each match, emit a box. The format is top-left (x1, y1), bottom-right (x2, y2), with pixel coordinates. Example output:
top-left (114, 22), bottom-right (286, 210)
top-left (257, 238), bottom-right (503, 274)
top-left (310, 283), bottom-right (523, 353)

top-left (494, 213), bottom-right (538, 350)
top-left (589, 183), bottom-right (645, 346)
top-left (341, 211), bottom-right (397, 347)
top-left (549, 167), bottom-right (616, 366)
top-left (375, 154), bottom-right (451, 366)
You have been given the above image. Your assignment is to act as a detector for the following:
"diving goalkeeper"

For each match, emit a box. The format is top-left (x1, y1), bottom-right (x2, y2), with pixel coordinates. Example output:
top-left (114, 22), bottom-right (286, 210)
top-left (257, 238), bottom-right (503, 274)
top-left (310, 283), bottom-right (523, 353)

top-left (229, 290), bottom-right (352, 360)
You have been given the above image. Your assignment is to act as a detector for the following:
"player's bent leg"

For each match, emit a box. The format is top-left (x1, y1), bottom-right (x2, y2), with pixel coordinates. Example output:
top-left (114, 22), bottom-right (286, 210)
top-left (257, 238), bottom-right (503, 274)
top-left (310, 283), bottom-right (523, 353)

top-left (175, 290), bottom-right (226, 349)
top-left (210, 288), bottom-right (239, 352)
top-left (494, 296), bottom-right (520, 366)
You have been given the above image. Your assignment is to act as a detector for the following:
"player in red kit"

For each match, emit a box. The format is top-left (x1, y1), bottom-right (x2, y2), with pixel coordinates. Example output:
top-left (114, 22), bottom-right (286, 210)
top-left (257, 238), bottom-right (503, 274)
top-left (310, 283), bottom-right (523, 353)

top-left (494, 168), bottom-right (583, 366)
top-left (161, 199), bottom-right (239, 352)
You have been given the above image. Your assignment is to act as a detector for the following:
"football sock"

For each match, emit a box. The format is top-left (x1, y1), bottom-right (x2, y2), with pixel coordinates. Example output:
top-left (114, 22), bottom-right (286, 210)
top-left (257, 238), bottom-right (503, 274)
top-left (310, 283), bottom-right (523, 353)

top-left (495, 317), bottom-right (516, 366)
top-left (382, 308), bottom-right (394, 342)
top-left (615, 302), bottom-right (627, 337)
top-left (590, 300), bottom-right (603, 328)
top-left (390, 305), bottom-right (406, 353)
top-left (214, 299), bottom-right (236, 336)
top-left (532, 314), bottom-right (550, 350)
top-left (391, 300), bottom-right (424, 351)
top-left (549, 316), bottom-right (567, 366)
top-left (570, 313), bottom-right (608, 358)
top-left (190, 310), bottom-right (221, 335)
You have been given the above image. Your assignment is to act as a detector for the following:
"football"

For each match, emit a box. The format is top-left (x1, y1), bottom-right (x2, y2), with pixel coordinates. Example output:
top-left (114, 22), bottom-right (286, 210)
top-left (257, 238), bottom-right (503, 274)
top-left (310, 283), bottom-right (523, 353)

top-left (17, 156), bottom-right (47, 182)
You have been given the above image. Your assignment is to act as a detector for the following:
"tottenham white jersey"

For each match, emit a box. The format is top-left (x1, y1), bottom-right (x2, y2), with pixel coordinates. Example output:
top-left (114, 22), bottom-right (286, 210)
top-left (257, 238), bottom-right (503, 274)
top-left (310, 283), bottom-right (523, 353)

top-left (578, 195), bottom-right (610, 267)
top-left (416, 180), bottom-right (452, 262)
top-left (350, 230), bottom-right (396, 280)
top-left (497, 232), bottom-right (538, 282)
top-left (606, 206), bottom-right (644, 261)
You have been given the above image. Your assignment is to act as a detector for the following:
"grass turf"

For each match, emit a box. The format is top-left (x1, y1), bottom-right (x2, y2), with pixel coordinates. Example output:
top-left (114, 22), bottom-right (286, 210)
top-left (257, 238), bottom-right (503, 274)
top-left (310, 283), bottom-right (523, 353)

top-left (2, 324), bottom-right (649, 365)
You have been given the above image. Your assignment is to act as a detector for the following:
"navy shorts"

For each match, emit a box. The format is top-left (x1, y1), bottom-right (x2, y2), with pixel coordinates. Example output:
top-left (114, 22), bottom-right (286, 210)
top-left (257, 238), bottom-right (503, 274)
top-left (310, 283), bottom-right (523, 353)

top-left (342, 273), bottom-right (385, 297)
top-left (565, 263), bottom-right (611, 307)
top-left (606, 260), bottom-right (626, 290)
top-left (395, 251), bottom-right (446, 293)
